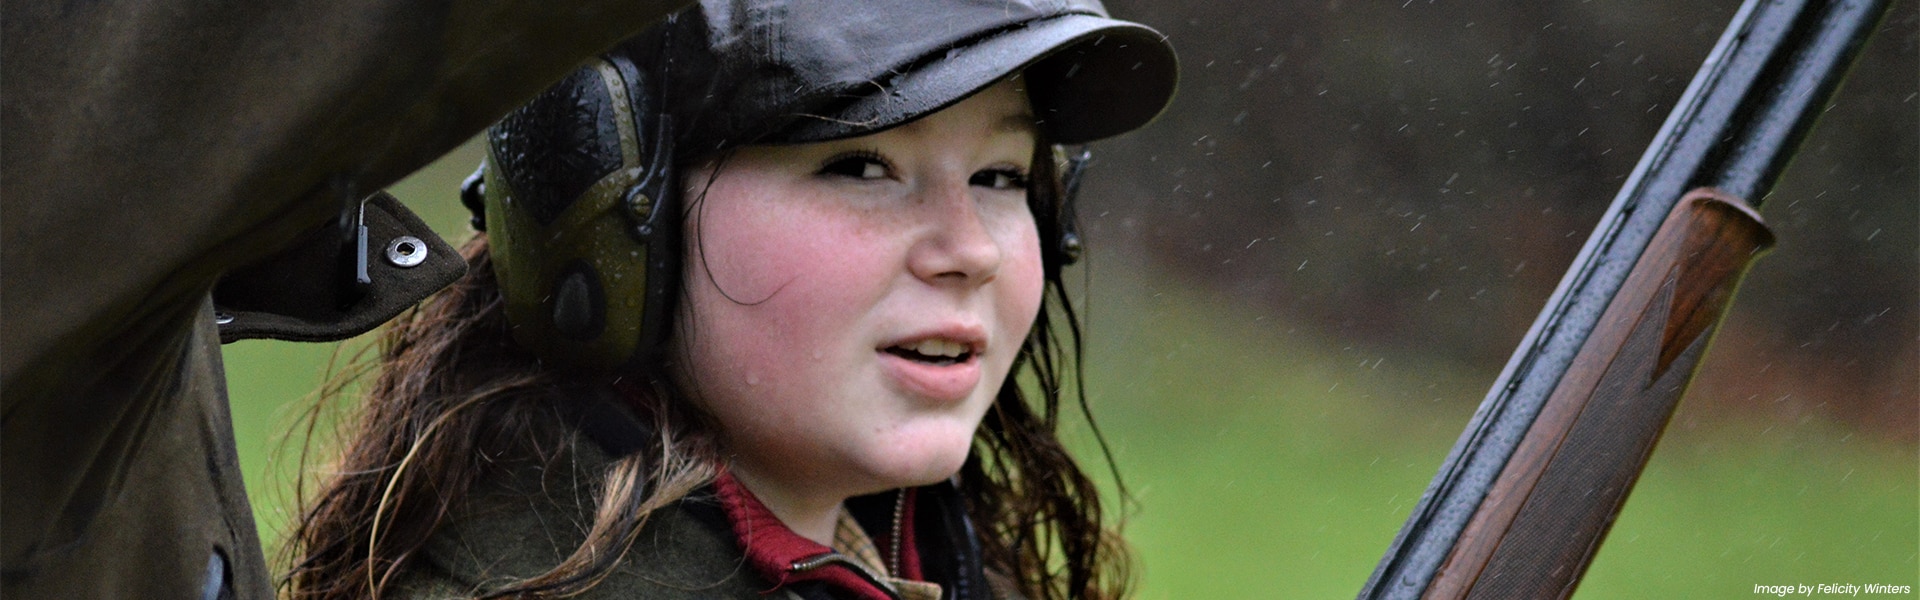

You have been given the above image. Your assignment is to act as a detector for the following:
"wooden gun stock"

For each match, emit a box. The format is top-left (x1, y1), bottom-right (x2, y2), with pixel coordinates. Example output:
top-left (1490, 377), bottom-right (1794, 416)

top-left (1424, 188), bottom-right (1772, 599)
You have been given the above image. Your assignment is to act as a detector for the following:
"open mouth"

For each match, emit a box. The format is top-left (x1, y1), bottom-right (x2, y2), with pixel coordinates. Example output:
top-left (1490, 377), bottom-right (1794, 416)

top-left (882, 338), bottom-right (975, 366)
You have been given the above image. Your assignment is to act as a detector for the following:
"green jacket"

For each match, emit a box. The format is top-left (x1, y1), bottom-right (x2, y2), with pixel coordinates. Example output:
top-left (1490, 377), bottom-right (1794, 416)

top-left (390, 432), bottom-right (778, 599)
top-left (1, 1), bottom-right (684, 597)
top-left (390, 408), bottom-right (1021, 600)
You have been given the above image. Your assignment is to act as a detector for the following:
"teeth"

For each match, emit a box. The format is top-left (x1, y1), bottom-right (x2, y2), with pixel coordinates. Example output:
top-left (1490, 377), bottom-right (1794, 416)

top-left (906, 338), bottom-right (968, 358)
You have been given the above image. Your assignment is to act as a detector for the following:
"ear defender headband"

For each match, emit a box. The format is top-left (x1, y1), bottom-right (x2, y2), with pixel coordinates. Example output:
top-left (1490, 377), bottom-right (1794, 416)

top-left (464, 53), bottom-right (681, 372)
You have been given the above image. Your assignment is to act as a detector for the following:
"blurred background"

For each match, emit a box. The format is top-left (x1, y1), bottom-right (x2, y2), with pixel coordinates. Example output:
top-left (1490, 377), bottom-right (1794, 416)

top-left (223, 1), bottom-right (1917, 597)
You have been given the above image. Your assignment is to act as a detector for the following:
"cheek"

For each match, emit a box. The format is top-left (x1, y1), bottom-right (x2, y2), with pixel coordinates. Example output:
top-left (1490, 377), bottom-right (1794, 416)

top-left (695, 206), bottom-right (823, 304)
top-left (996, 211), bottom-right (1047, 342)
top-left (690, 176), bottom-right (884, 314)
top-left (677, 179), bottom-right (888, 400)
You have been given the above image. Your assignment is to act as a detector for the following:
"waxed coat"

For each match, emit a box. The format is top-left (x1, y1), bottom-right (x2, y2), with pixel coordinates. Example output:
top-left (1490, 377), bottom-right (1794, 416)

top-left (1, 1), bottom-right (687, 596)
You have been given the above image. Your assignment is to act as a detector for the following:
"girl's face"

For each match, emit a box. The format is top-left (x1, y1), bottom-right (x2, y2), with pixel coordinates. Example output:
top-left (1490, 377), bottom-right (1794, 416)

top-left (672, 81), bottom-right (1045, 507)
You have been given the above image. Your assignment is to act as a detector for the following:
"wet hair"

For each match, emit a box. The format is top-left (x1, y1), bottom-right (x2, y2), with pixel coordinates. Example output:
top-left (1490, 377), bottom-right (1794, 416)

top-left (282, 140), bottom-right (1131, 600)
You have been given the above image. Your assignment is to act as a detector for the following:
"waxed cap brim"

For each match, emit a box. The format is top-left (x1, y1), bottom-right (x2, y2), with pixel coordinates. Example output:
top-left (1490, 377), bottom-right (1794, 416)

top-left (771, 13), bottom-right (1178, 146)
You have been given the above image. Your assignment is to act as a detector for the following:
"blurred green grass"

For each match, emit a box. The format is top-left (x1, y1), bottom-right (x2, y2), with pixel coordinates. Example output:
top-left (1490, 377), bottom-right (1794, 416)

top-left (220, 139), bottom-right (1917, 597)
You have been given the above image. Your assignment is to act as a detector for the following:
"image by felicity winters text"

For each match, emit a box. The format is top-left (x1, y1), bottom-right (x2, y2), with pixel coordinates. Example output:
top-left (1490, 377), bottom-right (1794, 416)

top-left (1754, 583), bottom-right (1914, 596)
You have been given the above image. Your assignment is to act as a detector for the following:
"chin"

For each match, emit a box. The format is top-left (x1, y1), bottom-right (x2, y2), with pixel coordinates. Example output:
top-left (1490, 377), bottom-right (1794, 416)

top-left (861, 434), bottom-right (975, 491)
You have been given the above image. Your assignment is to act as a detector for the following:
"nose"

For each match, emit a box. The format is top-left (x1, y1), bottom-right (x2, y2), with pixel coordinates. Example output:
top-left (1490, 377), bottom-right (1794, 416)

top-left (907, 179), bottom-right (1003, 286)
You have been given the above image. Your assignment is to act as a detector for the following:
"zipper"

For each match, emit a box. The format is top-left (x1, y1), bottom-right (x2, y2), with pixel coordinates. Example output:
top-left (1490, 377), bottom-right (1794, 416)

top-left (888, 488), bottom-right (908, 578)
top-left (790, 552), bottom-right (901, 599)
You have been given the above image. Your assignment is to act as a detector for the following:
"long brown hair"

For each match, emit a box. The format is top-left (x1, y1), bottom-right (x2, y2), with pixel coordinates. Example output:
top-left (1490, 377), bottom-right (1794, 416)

top-left (282, 143), bottom-right (1131, 600)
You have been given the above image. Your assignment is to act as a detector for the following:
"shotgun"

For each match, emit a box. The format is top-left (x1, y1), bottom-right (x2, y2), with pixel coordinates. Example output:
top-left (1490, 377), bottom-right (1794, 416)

top-left (1356, 1), bottom-right (1893, 598)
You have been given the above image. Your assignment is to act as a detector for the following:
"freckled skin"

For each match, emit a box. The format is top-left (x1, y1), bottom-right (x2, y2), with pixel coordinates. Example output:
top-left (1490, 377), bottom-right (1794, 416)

top-left (670, 82), bottom-right (1045, 541)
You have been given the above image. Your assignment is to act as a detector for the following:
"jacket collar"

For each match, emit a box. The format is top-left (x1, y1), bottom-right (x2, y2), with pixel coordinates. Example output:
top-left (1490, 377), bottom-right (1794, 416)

top-left (703, 470), bottom-right (1000, 600)
top-left (709, 472), bottom-right (907, 600)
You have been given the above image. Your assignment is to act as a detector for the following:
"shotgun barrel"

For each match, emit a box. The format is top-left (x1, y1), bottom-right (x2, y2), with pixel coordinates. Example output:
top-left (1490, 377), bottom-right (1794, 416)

top-left (1357, 1), bottom-right (1892, 598)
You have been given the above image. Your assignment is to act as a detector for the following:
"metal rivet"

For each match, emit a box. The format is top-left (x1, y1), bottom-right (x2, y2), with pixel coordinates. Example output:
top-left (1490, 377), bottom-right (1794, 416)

top-left (626, 189), bottom-right (655, 219)
top-left (385, 236), bottom-right (427, 268)
top-left (1059, 232), bottom-right (1084, 264)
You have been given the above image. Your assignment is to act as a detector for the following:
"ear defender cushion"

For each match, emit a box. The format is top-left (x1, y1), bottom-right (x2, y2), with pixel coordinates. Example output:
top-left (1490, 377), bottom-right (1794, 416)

top-left (485, 58), bottom-right (669, 371)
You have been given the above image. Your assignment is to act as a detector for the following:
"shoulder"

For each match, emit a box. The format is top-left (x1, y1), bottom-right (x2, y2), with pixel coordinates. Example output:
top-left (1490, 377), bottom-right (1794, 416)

top-left (400, 432), bottom-right (770, 600)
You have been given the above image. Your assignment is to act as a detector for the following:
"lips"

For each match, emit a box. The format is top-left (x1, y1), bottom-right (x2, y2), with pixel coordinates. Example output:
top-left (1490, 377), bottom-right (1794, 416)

top-left (878, 328), bottom-right (986, 402)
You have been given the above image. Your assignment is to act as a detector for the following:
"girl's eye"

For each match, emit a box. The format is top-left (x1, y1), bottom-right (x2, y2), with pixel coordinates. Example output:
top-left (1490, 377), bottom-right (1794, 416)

top-left (819, 152), bottom-right (891, 180)
top-left (970, 168), bottom-right (1029, 190)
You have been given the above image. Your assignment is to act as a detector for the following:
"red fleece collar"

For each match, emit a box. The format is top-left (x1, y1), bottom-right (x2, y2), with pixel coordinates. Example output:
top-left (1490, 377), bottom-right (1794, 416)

top-left (712, 472), bottom-right (913, 600)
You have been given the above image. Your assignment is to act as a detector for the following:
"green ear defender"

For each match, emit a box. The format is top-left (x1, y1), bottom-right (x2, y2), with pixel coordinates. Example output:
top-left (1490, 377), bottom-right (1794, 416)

top-left (470, 54), bottom-right (679, 371)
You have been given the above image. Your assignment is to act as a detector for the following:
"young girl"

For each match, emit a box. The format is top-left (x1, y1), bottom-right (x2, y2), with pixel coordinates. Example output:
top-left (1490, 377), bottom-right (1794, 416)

top-left (286, 1), bottom-right (1176, 599)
